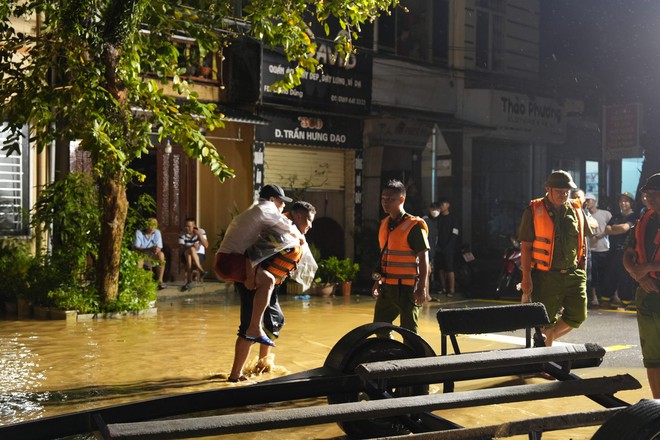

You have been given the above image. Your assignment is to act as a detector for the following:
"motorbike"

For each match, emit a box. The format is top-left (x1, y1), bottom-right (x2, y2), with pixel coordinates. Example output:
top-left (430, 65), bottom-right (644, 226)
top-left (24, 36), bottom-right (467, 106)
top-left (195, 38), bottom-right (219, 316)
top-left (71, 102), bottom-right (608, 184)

top-left (454, 243), bottom-right (476, 293)
top-left (495, 235), bottom-right (522, 298)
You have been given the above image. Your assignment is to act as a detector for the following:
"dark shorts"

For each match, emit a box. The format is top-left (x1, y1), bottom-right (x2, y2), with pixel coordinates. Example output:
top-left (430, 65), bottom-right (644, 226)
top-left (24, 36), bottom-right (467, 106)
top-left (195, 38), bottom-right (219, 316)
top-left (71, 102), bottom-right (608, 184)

top-left (236, 282), bottom-right (285, 339)
top-left (435, 248), bottom-right (455, 271)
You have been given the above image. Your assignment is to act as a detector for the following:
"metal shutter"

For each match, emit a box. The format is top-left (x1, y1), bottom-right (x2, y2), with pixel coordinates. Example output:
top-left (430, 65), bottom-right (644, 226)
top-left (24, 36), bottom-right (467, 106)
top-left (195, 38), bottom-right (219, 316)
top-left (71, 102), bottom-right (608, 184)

top-left (264, 145), bottom-right (345, 191)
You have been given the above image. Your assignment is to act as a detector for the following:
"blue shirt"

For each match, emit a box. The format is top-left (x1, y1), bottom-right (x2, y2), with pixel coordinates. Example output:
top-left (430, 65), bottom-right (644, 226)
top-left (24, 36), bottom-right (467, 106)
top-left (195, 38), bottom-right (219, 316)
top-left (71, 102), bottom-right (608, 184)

top-left (134, 229), bottom-right (163, 250)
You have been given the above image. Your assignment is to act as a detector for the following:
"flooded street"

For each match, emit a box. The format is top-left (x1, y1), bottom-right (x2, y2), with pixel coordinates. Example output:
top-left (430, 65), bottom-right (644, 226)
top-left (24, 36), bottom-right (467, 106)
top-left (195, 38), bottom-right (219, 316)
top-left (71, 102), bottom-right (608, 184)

top-left (0, 283), bottom-right (651, 439)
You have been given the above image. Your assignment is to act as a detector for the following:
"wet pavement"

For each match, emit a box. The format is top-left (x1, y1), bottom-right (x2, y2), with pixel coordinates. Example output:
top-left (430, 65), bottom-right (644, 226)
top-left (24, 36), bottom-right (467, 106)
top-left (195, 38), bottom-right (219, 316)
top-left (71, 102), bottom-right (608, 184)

top-left (0, 279), bottom-right (651, 439)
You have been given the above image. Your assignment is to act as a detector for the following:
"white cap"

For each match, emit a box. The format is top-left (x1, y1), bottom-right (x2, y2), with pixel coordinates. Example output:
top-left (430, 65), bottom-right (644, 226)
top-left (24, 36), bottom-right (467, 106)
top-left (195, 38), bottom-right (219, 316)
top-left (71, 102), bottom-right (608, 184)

top-left (584, 193), bottom-right (596, 200)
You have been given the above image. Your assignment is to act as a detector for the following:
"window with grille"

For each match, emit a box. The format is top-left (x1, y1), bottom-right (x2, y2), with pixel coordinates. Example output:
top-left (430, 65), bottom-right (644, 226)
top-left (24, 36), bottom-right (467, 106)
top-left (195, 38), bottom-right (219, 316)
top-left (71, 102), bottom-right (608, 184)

top-left (0, 124), bottom-right (29, 236)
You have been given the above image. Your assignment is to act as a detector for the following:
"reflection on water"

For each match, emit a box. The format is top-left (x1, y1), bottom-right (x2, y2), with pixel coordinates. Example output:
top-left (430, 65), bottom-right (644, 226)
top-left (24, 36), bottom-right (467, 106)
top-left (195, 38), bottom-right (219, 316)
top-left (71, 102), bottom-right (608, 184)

top-left (0, 289), bottom-right (651, 439)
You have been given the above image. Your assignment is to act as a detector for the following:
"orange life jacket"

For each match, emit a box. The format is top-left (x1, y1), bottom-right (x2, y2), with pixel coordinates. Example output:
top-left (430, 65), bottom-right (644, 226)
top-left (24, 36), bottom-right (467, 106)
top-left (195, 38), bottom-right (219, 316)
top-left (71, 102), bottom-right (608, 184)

top-left (530, 198), bottom-right (585, 271)
top-left (378, 214), bottom-right (428, 285)
top-left (634, 209), bottom-right (660, 280)
top-left (262, 211), bottom-right (302, 285)
top-left (263, 246), bottom-right (303, 285)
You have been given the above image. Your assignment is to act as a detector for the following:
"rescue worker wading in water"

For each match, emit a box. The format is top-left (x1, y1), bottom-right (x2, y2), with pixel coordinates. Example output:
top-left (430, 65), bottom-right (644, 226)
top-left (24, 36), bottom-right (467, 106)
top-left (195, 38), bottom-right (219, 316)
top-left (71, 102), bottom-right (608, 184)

top-left (372, 179), bottom-right (430, 336)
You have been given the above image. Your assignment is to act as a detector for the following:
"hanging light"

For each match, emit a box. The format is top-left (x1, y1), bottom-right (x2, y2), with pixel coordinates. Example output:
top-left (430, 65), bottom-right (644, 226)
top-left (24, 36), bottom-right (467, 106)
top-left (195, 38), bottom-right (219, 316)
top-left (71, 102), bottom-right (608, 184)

top-left (164, 139), bottom-right (172, 154)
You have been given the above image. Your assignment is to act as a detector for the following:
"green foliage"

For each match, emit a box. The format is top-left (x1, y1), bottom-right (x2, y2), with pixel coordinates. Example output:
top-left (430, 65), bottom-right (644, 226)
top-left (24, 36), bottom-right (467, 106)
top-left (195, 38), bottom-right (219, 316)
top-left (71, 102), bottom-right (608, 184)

top-left (0, 238), bottom-right (35, 302)
top-left (0, 0), bottom-right (397, 300)
top-left (23, 174), bottom-right (156, 313)
top-left (48, 285), bottom-right (100, 315)
top-left (30, 174), bottom-right (101, 273)
top-left (113, 246), bottom-right (157, 312)
top-left (245, 0), bottom-right (399, 92)
top-left (316, 256), bottom-right (360, 284)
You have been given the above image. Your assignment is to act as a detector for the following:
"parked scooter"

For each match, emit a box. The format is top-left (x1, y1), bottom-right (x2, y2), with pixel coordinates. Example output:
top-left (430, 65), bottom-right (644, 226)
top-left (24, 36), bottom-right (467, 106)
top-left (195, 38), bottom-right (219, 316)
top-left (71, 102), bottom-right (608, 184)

top-left (454, 243), bottom-right (476, 293)
top-left (495, 235), bottom-right (522, 298)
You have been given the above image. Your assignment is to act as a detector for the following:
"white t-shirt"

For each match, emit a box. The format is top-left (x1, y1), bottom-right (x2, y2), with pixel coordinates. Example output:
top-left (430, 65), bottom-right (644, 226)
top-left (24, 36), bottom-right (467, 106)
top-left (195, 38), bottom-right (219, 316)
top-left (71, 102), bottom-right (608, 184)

top-left (589, 208), bottom-right (613, 252)
top-left (178, 228), bottom-right (208, 256)
top-left (218, 199), bottom-right (298, 254)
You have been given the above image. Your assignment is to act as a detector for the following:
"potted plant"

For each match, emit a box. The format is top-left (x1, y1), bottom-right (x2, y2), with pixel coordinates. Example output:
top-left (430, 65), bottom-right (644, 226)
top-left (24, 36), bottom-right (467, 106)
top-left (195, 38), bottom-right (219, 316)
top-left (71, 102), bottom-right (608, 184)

top-left (314, 257), bottom-right (337, 296)
top-left (314, 256), bottom-right (360, 296)
top-left (336, 257), bottom-right (360, 296)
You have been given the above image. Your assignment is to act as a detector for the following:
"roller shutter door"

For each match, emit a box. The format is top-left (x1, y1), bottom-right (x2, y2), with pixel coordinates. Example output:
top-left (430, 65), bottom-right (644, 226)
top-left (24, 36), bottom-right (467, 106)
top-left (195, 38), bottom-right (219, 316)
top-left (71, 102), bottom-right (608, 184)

top-left (264, 145), bottom-right (345, 191)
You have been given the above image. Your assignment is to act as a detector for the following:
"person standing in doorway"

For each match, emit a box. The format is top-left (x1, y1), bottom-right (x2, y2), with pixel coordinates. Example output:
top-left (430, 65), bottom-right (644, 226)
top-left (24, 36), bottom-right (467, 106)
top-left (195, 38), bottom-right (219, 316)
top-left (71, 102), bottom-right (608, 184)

top-left (179, 217), bottom-right (209, 291)
top-left (436, 198), bottom-right (459, 298)
top-left (623, 173), bottom-right (660, 398)
top-left (372, 179), bottom-right (430, 335)
top-left (583, 193), bottom-right (612, 308)
top-left (518, 170), bottom-right (592, 346)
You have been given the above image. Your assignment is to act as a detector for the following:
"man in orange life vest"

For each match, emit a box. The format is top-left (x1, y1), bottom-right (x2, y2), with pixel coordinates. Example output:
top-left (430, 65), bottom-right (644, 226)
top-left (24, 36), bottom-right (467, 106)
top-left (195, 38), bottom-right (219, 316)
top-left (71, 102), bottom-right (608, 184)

top-left (623, 173), bottom-right (660, 398)
top-left (518, 170), bottom-right (592, 346)
top-left (372, 179), bottom-right (430, 334)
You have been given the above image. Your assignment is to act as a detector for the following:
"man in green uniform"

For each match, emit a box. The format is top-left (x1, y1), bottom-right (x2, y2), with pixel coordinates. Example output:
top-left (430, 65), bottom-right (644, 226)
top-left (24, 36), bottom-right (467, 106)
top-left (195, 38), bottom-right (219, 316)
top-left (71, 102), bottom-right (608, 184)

top-left (372, 179), bottom-right (430, 334)
top-left (518, 170), bottom-right (592, 346)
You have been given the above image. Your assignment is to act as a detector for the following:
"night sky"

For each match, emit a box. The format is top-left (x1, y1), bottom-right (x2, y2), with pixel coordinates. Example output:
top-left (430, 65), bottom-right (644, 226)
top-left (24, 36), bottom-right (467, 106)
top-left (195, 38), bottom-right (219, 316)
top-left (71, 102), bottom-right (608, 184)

top-left (541, 0), bottom-right (660, 120)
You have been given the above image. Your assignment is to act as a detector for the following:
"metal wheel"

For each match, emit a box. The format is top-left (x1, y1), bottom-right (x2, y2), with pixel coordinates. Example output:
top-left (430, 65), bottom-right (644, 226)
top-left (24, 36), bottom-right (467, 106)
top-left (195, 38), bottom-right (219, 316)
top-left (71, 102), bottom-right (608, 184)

top-left (324, 323), bottom-right (435, 439)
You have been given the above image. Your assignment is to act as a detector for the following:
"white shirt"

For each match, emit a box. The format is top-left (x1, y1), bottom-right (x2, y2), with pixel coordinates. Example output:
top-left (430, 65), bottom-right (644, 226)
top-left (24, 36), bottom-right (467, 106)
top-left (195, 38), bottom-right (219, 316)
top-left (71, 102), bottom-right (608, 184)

top-left (590, 208), bottom-right (613, 252)
top-left (218, 199), bottom-right (298, 254)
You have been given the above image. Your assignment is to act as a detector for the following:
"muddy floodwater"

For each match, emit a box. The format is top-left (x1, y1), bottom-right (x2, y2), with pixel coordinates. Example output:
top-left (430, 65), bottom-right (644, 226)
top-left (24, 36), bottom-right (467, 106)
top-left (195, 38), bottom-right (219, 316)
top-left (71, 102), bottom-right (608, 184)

top-left (0, 284), bottom-right (651, 439)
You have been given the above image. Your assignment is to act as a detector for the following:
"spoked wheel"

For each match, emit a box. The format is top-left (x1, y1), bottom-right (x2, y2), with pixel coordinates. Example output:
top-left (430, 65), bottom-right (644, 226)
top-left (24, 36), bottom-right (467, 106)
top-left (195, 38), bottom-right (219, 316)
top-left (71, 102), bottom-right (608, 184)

top-left (495, 272), bottom-right (512, 298)
top-left (324, 323), bottom-right (435, 439)
top-left (592, 399), bottom-right (660, 440)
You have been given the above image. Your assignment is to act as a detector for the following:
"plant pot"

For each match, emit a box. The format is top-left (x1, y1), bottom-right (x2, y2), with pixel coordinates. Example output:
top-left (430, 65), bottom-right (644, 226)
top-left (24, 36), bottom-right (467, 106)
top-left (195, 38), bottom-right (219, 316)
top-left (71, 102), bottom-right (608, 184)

top-left (340, 281), bottom-right (352, 296)
top-left (198, 66), bottom-right (212, 78)
top-left (316, 283), bottom-right (335, 297)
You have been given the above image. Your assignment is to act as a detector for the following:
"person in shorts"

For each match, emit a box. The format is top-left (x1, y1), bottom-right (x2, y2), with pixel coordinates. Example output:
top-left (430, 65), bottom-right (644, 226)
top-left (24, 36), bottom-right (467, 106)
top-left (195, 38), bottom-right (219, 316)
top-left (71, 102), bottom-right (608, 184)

top-left (623, 173), bottom-right (660, 398)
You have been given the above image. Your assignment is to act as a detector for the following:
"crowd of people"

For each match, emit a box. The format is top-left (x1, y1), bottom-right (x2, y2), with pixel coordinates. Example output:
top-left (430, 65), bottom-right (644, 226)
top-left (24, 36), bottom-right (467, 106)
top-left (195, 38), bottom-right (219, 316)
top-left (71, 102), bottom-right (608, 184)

top-left (134, 172), bottom-right (660, 399)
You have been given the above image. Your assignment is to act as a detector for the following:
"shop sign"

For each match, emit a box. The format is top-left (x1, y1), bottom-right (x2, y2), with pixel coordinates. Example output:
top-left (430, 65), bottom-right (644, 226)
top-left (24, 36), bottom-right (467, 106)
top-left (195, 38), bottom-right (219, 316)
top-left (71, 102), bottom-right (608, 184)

top-left (492, 91), bottom-right (565, 143)
top-left (603, 103), bottom-right (643, 159)
top-left (261, 36), bottom-right (372, 114)
top-left (463, 90), bottom-right (566, 143)
top-left (256, 110), bottom-right (362, 149)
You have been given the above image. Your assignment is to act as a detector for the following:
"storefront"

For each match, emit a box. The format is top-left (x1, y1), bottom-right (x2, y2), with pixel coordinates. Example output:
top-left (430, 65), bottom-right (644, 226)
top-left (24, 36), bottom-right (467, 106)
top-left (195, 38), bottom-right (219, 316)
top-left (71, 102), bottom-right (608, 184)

top-left (255, 110), bottom-right (362, 259)
top-left (461, 89), bottom-right (567, 253)
top-left (253, 41), bottom-right (372, 259)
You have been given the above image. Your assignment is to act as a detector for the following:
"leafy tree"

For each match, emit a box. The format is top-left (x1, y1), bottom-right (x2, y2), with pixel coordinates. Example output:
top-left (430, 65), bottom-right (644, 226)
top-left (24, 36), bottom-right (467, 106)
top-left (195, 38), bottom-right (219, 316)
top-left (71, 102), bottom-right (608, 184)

top-left (0, 0), bottom-right (397, 303)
